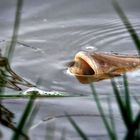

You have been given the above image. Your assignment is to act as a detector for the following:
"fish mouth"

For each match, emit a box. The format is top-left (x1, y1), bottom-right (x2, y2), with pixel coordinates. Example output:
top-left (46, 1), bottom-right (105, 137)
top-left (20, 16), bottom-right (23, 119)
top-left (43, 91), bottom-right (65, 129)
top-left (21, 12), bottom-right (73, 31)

top-left (68, 51), bottom-right (101, 84)
top-left (68, 51), bottom-right (97, 76)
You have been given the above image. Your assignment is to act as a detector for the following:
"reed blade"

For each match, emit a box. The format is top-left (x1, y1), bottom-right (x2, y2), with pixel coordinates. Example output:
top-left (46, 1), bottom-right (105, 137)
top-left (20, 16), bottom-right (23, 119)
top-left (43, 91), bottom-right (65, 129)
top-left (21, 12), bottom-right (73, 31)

top-left (112, 0), bottom-right (140, 55)
top-left (5, 0), bottom-right (23, 61)
top-left (111, 79), bottom-right (132, 129)
top-left (66, 113), bottom-right (89, 140)
top-left (123, 74), bottom-right (133, 122)
top-left (107, 96), bottom-right (118, 140)
top-left (90, 84), bottom-right (116, 140)
top-left (11, 95), bottom-right (36, 140)
top-left (125, 112), bottom-right (140, 140)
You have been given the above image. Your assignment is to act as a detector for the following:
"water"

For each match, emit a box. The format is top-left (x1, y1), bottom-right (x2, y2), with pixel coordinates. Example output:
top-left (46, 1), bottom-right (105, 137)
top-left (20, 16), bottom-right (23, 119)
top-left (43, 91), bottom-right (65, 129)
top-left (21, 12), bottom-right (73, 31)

top-left (0, 0), bottom-right (140, 139)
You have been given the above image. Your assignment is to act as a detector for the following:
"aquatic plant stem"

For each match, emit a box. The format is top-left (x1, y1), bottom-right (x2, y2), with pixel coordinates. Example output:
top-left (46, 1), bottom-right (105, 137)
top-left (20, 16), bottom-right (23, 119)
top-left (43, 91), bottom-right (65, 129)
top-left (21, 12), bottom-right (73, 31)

top-left (112, 0), bottom-right (140, 55)
top-left (107, 96), bottom-right (118, 140)
top-left (123, 74), bottom-right (133, 122)
top-left (66, 113), bottom-right (89, 140)
top-left (111, 79), bottom-right (132, 129)
top-left (90, 84), bottom-right (117, 140)
top-left (125, 112), bottom-right (140, 140)
top-left (11, 95), bottom-right (36, 140)
top-left (5, 0), bottom-right (23, 61)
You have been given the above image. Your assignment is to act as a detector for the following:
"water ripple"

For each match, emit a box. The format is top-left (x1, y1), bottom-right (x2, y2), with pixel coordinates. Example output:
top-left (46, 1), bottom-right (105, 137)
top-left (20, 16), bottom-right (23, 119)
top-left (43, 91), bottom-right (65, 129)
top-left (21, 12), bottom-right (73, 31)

top-left (1, 12), bottom-right (140, 95)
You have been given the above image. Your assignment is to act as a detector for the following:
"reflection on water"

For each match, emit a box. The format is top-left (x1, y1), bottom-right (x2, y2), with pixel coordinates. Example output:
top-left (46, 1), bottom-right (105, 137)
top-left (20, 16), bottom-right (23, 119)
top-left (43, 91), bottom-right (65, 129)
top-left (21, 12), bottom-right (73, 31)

top-left (0, 0), bottom-right (140, 139)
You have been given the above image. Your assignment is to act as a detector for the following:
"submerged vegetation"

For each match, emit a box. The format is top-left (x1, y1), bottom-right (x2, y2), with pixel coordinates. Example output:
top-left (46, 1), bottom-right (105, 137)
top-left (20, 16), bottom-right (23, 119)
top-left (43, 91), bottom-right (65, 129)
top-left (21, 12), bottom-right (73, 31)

top-left (0, 0), bottom-right (140, 140)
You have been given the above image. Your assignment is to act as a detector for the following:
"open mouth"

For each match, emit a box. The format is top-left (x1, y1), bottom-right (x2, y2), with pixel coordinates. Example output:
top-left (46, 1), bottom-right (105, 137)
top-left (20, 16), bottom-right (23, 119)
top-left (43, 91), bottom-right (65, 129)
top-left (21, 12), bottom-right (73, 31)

top-left (69, 57), bottom-right (95, 76)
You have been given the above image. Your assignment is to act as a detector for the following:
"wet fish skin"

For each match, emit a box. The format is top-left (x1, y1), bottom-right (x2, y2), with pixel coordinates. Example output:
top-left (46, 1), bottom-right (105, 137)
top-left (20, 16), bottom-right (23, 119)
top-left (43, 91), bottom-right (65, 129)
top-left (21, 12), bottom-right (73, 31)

top-left (68, 51), bottom-right (140, 83)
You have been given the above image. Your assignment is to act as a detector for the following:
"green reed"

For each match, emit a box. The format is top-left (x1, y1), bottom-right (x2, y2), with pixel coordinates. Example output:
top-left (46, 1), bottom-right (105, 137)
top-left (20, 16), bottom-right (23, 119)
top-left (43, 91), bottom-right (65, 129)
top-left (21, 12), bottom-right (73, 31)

top-left (1, 0), bottom-right (140, 139)
top-left (0, 0), bottom-right (23, 91)
top-left (0, 0), bottom-right (37, 140)
top-left (4, 0), bottom-right (23, 60)
top-left (112, 0), bottom-right (140, 55)
top-left (66, 113), bottom-right (89, 140)
top-left (11, 95), bottom-right (37, 140)
top-left (67, 0), bottom-right (140, 140)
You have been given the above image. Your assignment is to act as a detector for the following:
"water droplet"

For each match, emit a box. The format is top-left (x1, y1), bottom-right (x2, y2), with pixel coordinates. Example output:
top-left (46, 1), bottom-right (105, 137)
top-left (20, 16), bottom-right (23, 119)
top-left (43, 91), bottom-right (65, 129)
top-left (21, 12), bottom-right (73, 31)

top-left (82, 45), bottom-right (97, 51)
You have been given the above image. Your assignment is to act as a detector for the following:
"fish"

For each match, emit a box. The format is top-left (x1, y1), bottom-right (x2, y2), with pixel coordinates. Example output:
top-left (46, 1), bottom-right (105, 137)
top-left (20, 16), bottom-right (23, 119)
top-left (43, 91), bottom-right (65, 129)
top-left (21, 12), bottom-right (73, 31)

top-left (68, 51), bottom-right (140, 83)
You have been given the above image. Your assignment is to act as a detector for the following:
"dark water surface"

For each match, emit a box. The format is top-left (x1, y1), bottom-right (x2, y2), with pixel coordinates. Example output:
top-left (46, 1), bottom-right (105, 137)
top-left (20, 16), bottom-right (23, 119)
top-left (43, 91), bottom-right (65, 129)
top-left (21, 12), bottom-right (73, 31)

top-left (0, 0), bottom-right (140, 139)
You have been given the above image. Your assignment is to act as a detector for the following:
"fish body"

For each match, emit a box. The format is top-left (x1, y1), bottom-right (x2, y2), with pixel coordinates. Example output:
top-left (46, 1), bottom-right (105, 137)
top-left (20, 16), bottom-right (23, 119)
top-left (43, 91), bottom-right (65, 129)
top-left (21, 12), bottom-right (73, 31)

top-left (68, 51), bottom-right (140, 83)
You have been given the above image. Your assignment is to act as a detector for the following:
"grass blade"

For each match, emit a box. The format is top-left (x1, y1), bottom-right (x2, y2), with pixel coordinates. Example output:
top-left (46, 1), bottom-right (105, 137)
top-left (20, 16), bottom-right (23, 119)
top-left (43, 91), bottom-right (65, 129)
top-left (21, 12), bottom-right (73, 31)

top-left (123, 74), bottom-right (133, 122)
top-left (125, 112), bottom-right (140, 140)
top-left (11, 95), bottom-right (36, 140)
top-left (112, 0), bottom-right (140, 54)
top-left (111, 79), bottom-right (131, 129)
top-left (24, 104), bottom-right (39, 134)
top-left (107, 96), bottom-right (118, 140)
top-left (90, 84), bottom-right (116, 140)
top-left (66, 113), bottom-right (89, 140)
top-left (5, 0), bottom-right (23, 60)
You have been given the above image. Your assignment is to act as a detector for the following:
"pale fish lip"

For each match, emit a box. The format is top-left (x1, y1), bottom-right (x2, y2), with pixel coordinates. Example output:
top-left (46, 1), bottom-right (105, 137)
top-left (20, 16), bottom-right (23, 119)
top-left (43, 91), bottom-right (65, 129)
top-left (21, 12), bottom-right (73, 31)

top-left (68, 51), bottom-right (98, 76)
top-left (75, 51), bottom-right (98, 73)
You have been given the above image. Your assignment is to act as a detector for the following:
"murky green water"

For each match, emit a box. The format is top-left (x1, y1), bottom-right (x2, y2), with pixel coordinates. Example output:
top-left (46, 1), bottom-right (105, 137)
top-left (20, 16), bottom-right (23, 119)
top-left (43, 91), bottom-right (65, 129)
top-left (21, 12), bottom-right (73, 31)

top-left (0, 0), bottom-right (140, 139)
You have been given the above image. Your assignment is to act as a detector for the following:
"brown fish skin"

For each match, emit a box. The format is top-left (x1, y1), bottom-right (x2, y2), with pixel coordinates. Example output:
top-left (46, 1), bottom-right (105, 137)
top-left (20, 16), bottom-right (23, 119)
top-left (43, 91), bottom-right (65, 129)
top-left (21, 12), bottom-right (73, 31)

top-left (68, 51), bottom-right (140, 84)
